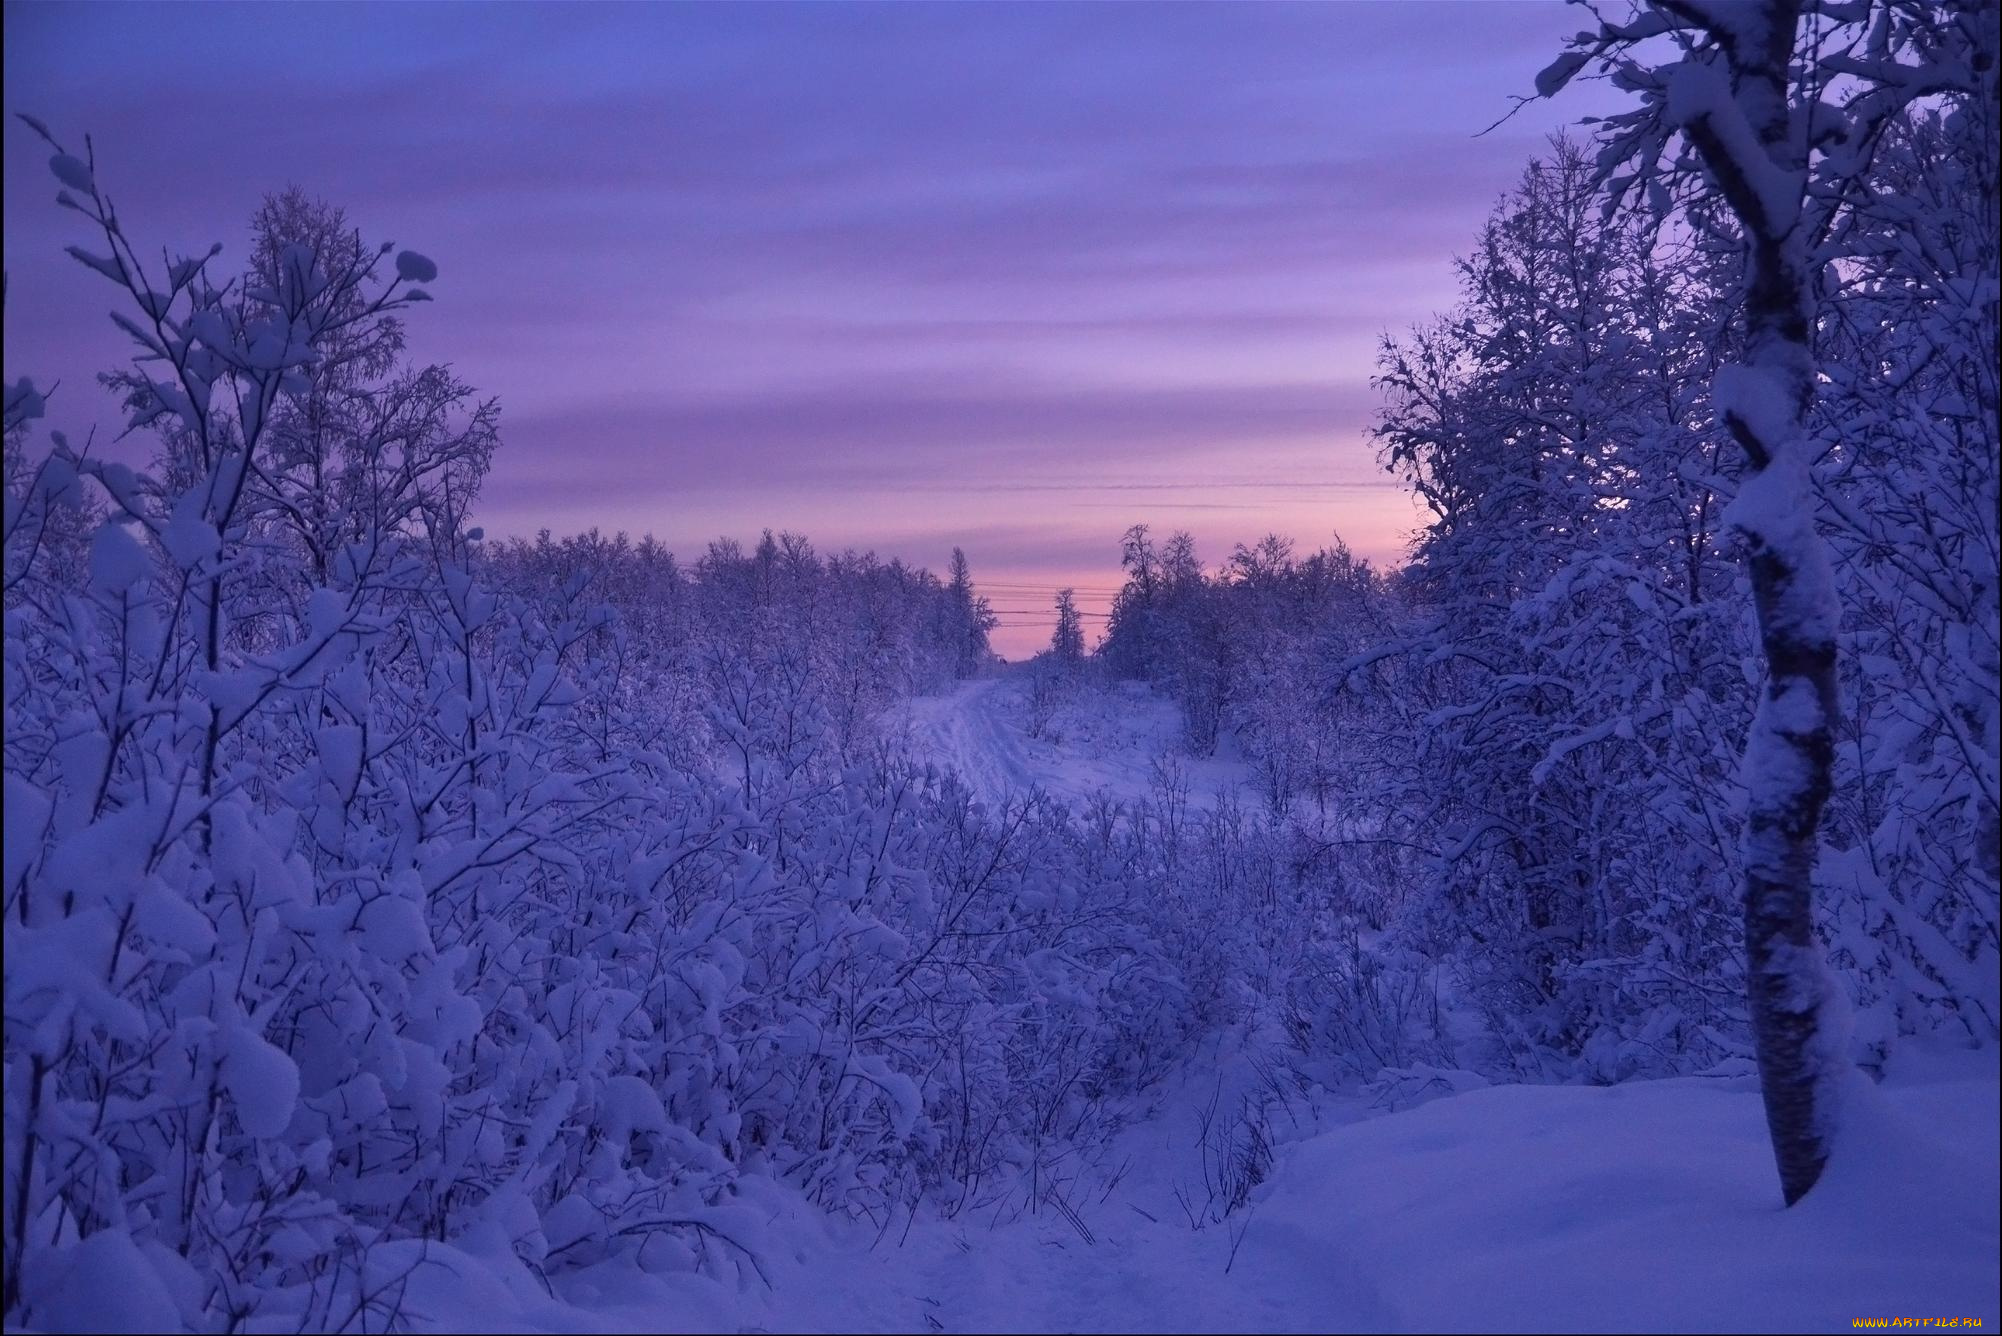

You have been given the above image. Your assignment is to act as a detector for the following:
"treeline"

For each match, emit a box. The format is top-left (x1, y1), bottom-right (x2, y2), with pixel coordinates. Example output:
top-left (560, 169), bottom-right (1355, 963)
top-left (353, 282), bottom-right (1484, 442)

top-left (1089, 526), bottom-right (1391, 819)
top-left (480, 528), bottom-right (997, 763)
top-left (1079, 111), bottom-right (1997, 1082)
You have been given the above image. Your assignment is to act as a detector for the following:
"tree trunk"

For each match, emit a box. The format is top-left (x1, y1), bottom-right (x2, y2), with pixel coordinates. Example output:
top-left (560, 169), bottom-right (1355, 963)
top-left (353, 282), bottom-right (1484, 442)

top-left (1679, 0), bottom-right (1842, 1205)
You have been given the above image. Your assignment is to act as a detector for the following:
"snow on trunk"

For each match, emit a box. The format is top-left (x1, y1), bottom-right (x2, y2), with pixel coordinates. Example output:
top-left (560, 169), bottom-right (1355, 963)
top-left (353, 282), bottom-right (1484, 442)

top-left (1668, 0), bottom-right (1843, 1204)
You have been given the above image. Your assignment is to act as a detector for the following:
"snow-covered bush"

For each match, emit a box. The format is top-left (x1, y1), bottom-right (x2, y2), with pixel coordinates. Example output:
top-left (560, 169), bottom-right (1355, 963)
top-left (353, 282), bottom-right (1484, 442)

top-left (1, 130), bottom-right (1196, 1330)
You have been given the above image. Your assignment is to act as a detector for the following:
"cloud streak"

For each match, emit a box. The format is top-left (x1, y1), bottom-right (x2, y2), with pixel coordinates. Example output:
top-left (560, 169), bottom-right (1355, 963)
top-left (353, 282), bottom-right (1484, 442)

top-left (3, 0), bottom-right (1608, 655)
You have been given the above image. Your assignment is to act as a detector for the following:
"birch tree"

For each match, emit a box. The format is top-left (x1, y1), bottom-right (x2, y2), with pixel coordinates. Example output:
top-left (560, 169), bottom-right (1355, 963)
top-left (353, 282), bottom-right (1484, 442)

top-left (1537, 0), bottom-right (1994, 1204)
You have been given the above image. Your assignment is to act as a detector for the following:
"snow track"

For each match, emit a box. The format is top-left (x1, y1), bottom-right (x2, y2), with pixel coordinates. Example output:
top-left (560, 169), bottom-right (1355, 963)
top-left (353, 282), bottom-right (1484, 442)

top-left (892, 671), bottom-right (1252, 810)
top-left (898, 677), bottom-right (1040, 809)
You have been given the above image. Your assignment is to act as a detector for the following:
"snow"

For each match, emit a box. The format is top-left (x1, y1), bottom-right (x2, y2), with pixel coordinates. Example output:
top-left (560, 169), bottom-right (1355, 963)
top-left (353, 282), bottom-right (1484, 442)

top-left (1534, 49), bottom-right (1591, 99)
top-left (891, 672), bottom-right (1252, 812)
top-left (87, 519), bottom-right (150, 595)
top-left (1661, 57), bottom-right (1804, 236)
top-left (24, 1231), bottom-right (181, 1335)
top-left (6, 374), bottom-right (46, 422)
top-left (314, 722), bottom-right (364, 796)
top-left (223, 1023), bottom-right (302, 1138)
top-left (47, 152), bottom-right (93, 192)
top-left (7, 34), bottom-right (1995, 1329)
top-left (397, 249), bottom-right (439, 283)
top-left (1723, 452), bottom-right (1840, 643)
top-left (300, 1042), bottom-right (1999, 1334)
top-left (63, 243), bottom-right (125, 285)
top-left (1256, 1049), bottom-right (1996, 1334)
top-left (1713, 362), bottom-right (1796, 462)
top-left (2, 773), bottom-right (53, 892)
top-left (161, 488), bottom-right (219, 568)
top-left (892, 677), bottom-right (1040, 807)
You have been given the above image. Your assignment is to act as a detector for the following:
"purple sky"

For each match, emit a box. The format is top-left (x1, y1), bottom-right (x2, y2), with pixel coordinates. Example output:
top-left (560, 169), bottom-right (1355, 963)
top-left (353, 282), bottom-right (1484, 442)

top-left (4, 1), bottom-right (1605, 656)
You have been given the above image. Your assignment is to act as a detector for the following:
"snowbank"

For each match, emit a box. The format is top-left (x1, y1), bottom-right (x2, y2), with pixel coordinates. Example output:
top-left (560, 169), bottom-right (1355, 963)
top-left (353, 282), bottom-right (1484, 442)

top-left (1249, 1046), bottom-right (1999, 1333)
top-left (343, 1046), bottom-right (1998, 1333)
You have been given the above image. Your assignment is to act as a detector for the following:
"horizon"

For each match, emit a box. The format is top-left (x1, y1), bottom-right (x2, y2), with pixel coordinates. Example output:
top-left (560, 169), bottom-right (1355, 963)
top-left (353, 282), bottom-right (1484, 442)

top-left (5, 0), bottom-right (1612, 655)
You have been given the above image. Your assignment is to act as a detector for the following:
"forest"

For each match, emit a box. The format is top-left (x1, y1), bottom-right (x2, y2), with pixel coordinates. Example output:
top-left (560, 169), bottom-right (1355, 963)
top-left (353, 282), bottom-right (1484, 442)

top-left (3, 2), bottom-right (1996, 1332)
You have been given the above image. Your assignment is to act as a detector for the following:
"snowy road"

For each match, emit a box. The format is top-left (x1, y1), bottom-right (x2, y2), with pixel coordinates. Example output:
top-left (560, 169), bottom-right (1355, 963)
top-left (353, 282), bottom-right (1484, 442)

top-left (895, 677), bottom-right (1041, 809)
top-left (889, 672), bottom-right (1252, 811)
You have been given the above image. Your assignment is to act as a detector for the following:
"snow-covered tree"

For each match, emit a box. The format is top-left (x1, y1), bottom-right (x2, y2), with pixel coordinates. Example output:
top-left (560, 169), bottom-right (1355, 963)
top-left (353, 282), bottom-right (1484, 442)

top-left (1537, 0), bottom-right (1998, 1205)
top-left (1051, 587), bottom-right (1086, 668)
top-left (944, 546), bottom-right (997, 678)
top-left (3, 127), bottom-right (1218, 1328)
top-left (1370, 137), bottom-right (1751, 1078)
